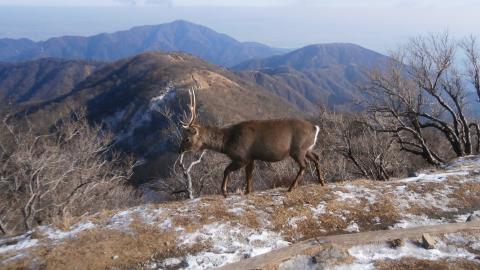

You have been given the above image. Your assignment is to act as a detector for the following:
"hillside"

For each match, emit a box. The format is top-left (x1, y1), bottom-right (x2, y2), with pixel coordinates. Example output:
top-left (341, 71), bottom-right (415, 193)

top-left (16, 52), bottom-right (302, 183)
top-left (1, 155), bottom-right (479, 269)
top-left (0, 20), bottom-right (286, 67)
top-left (234, 43), bottom-right (389, 112)
top-left (0, 58), bottom-right (101, 105)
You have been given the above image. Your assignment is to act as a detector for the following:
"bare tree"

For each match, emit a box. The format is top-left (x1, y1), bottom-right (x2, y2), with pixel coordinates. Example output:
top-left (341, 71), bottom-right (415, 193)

top-left (316, 109), bottom-right (408, 181)
top-left (462, 36), bottom-right (480, 102)
top-left (366, 33), bottom-right (479, 165)
top-left (0, 110), bottom-right (139, 234)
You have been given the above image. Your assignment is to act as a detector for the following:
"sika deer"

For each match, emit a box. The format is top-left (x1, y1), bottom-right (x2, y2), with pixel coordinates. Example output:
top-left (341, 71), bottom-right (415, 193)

top-left (179, 89), bottom-right (325, 197)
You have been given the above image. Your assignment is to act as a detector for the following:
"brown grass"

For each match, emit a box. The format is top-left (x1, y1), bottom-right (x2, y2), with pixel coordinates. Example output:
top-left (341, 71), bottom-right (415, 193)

top-left (20, 219), bottom-right (206, 270)
top-left (375, 257), bottom-right (480, 270)
top-left (0, 258), bottom-right (34, 270)
top-left (447, 182), bottom-right (480, 211)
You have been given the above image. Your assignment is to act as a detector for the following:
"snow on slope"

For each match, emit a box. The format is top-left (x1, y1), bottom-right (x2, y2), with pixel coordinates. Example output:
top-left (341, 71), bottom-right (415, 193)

top-left (279, 232), bottom-right (480, 270)
top-left (1, 156), bottom-right (480, 269)
top-left (332, 232), bottom-right (479, 270)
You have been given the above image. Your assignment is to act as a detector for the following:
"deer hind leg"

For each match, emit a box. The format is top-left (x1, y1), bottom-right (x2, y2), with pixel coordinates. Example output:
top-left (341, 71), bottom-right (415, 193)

top-left (307, 151), bottom-right (325, 186)
top-left (222, 161), bottom-right (245, 198)
top-left (288, 153), bottom-right (306, 192)
top-left (245, 160), bottom-right (254, 194)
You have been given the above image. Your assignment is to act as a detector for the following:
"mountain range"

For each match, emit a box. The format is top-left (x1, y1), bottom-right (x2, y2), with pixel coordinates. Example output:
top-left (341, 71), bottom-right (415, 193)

top-left (234, 43), bottom-right (389, 111)
top-left (0, 20), bottom-right (286, 67)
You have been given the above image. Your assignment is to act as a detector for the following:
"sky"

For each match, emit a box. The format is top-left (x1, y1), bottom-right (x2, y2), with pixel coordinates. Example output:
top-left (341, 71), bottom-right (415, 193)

top-left (0, 0), bottom-right (478, 53)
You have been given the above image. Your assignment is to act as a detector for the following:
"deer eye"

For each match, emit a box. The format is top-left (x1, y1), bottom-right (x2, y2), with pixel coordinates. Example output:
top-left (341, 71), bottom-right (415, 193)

top-left (185, 138), bottom-right (190, 142)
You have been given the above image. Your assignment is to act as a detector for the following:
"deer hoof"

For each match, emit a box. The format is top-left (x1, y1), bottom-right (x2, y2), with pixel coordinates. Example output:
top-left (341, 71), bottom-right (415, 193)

top-left (222, 190), bottom-right (228, 198)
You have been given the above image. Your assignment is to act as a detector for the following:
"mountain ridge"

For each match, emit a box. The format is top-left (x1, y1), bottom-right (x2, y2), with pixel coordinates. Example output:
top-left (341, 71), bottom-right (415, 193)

top-left (234, 43), bottom-right (390, 112)
top-left (0, 20), bottom-right (287, 67)
top-left (233, 43), bottom-right (386, 71)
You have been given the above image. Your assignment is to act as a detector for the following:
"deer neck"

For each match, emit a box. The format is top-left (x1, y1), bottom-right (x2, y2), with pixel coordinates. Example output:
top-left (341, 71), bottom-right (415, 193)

top-left (201, 126), bottom-right (227, 153)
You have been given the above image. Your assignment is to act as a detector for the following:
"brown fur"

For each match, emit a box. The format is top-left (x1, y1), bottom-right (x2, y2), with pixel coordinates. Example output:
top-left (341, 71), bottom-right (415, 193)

top-left (180, 118), bottom-right (325, 197)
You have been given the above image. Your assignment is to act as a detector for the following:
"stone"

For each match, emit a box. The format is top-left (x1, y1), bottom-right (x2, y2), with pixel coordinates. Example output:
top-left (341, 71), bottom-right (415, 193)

top-left (422, 233), bottom-right (436, 249)
top-left (311, 244), bottom-right (352, 268)
top-left (389, 238), bottom-right (404, 248)
top-left (407, 170), bottom-right (418, 177)
top-left (466, 213), bottom-right (480, 222)
top-left (112, 255), bottom-right (119, 260)
top-left (279, 255), bottom-right (315, 270)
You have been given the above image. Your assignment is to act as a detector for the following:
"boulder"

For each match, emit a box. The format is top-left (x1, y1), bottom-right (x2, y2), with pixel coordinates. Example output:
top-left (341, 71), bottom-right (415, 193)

top-left (422, 233), bottom-right (436, 249)
top-left (466, 212), bottom-right (480, 222)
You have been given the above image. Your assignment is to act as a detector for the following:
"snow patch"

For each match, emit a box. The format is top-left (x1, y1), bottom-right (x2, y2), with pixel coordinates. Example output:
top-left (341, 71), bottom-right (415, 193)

top-left (177, 222), bottom-right (289, 269)
top-left (287, 216), bottom-right (307, 230)
top-left (334, 190), bottom-right (360, 203)
top-left (107, 205), bottom-right (169, 231)
top-left (444, 232), bottom-right (480, 251)
top-left (311, 202), bottom-right (327, 217)
top-left (454, 210), bottom-right (480, 222)
top-left (390, 214), bottom-right (447, 229)
top-left (334, 184), bottom-right (378, 205)
top-left (149, 82), bottom-right (175, 112)
top-left (333, 237), bottom-right (476, 269)
top-left (0, 221), bottom-right (95, 263)
top-left (398, 171), bottom-right (469, 183)
top-left (0, 234), bottom-right (38, 255)
top-left (345, 222), bottom-right (360, 233)
top-left (393, 182), bottom-right (457, 214)
top-left (40, 221), bottom-right (95, 241)
top-left (227, 207), bottom-right (245, 216)
top-left (104, 83), bottom-right (177, 144)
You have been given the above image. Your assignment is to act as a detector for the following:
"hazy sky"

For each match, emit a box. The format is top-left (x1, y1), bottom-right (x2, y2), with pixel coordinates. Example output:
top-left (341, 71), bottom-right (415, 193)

top-left (0, 0), bottom-right (478, 53)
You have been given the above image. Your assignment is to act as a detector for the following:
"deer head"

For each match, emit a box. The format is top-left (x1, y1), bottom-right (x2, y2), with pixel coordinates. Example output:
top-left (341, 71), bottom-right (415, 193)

top-left (179, 88), bottom-right (203, 153)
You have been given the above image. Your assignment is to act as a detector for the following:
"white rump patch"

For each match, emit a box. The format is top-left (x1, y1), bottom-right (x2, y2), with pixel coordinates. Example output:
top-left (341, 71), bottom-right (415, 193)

top-left (308, 125), bottom-right (320, 150)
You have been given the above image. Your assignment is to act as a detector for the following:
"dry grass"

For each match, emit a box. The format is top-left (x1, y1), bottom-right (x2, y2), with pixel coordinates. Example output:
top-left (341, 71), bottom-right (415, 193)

top-left (375, 257), bottom-right (480, 270)
top-left (447, 182), bottom-right (480, 211)
top-left (0, 257), bottom-right (34, 270)
top-left (21, 219), bottom-right (207, 270)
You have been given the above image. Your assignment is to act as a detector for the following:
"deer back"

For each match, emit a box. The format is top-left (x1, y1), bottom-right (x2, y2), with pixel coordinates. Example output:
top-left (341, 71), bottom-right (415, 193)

top-left (222, 119), bottom-right (318, 162)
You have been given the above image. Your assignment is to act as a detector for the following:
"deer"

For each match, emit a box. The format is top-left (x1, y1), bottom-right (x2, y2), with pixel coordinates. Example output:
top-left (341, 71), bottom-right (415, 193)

top-left (179, 88), bottom-right (325, 197)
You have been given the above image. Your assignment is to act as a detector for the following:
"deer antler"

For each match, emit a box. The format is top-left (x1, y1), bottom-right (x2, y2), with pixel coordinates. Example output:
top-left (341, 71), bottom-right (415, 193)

top-left (180, 88), bottom-right (197, 128)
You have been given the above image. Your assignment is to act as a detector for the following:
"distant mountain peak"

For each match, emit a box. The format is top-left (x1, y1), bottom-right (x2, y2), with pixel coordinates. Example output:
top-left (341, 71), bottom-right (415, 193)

top-left (235, 43), bottom-right (390, 113)
top-left (234, 42), bottom-right (386, 71)
top-left (0, 20), bottom-right (286, 67)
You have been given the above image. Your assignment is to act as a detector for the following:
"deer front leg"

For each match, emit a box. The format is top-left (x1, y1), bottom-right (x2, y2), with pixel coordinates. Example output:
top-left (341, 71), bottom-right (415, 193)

top-left (222, 161), bottom-right (245, 198)
top-left (245, 160), bottom-right (254, 194)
